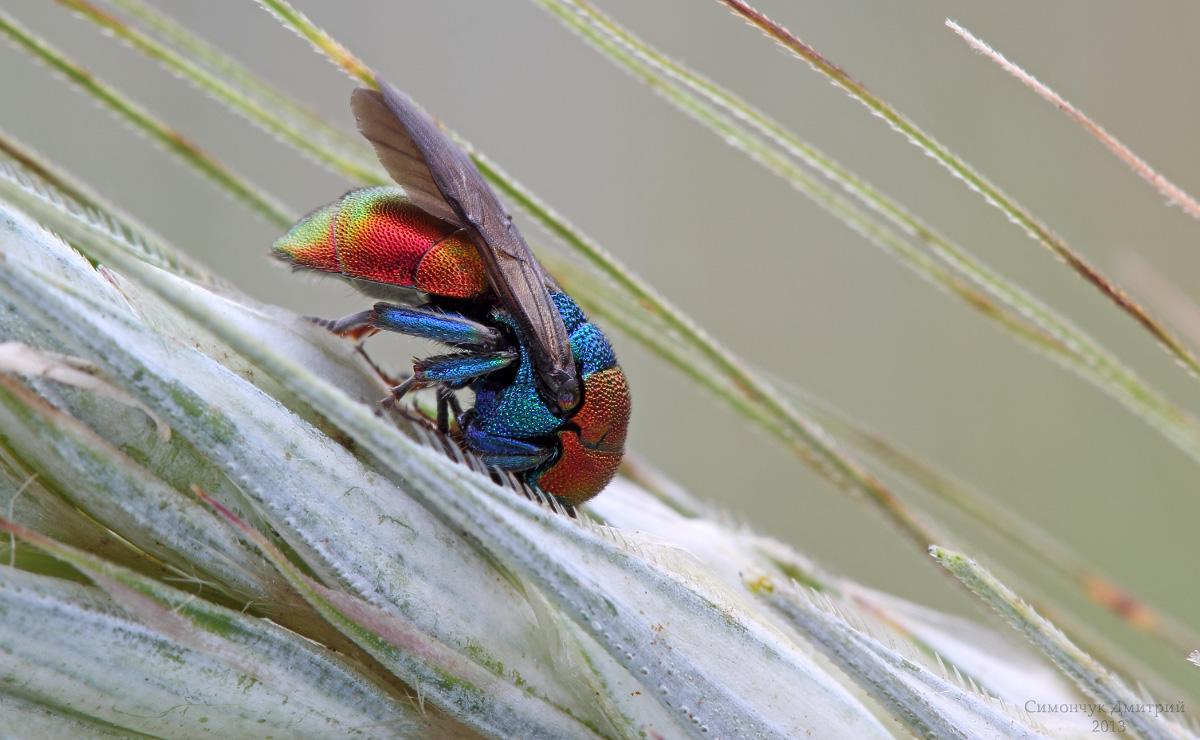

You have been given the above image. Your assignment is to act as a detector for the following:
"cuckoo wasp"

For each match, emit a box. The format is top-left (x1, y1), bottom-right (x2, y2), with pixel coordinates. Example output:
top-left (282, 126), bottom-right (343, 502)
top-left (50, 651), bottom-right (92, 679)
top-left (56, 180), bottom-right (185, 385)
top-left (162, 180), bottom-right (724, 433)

top-left (273, 77), bottom-right (630, 507)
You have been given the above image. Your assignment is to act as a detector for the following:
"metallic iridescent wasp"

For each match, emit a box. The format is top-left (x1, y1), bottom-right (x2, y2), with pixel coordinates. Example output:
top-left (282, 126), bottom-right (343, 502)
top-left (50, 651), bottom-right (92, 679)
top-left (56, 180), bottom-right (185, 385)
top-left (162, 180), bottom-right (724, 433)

top-left (273, 77), bottom-right (630, 507)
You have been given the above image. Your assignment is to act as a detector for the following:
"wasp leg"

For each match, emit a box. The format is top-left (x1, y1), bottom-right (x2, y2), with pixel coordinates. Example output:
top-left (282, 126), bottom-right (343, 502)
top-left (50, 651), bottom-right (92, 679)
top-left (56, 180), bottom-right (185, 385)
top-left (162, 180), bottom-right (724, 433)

top-left (381, 375), bottom-right (419, 412)
top-left (435, 387), bottom-right (463, 435)
top-left (463, 424), bottom-right (555, 472)
top-left (413, 351), bottom-right (516, 385)
top-left (371, 303), bottom-right (502, 349)
top-left (310, 304), bottom-right (506, 349)
top-left (305, 310), bottom-right (375, 338)
top-left (354, 342), bottom-right (406, 387)
top-left (380, 350), bottom-right (516, 417)
top-left (443, 389), bottom-right (464, 420)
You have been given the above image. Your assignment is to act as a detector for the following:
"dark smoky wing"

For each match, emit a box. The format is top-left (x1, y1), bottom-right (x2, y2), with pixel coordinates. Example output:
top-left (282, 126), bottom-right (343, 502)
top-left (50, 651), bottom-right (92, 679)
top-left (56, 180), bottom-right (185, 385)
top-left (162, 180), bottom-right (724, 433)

top-left (363, 77), bottom-right (575, 392)
top-left (351, 87), bottom-right (460, 226)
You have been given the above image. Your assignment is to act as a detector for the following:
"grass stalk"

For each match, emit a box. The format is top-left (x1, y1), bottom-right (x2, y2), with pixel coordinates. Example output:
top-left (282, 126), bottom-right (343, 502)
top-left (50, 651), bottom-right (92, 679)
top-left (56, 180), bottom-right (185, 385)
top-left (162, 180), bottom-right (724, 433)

top-left (0, 9), bottom-right (294, 229)
top-left (717, 0), bottom-right (1200, 384)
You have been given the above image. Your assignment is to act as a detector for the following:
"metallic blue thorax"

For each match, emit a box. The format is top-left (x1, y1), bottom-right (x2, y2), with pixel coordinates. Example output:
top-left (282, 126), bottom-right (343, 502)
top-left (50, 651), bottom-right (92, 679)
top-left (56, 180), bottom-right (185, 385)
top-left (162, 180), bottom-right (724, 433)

top-left (471, 293), bottom-right (616, 439)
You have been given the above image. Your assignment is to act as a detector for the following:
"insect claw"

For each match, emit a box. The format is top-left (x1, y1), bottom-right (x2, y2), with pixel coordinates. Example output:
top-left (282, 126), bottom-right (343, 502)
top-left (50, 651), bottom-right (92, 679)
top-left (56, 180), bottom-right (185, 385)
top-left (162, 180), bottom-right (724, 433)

top-left (384, 376), bottom-right (419, 408)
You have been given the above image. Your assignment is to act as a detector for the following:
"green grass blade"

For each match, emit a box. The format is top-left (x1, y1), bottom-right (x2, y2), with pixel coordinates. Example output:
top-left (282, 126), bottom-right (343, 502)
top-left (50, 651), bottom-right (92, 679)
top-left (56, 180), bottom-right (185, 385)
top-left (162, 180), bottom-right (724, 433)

top-left (254, 0), bottom-right (373, 85)
top-left (553, 255), bottom-right (1190, 701)
top-left (0, 520), bottom-right (439, 739)
top-left (0, 129), bottom-right (218, 283)
top-left (933, 547), bottom-right (1197, 740)
top-left (0, 372), bottom-right (277, 612)
top-left (100, 0), bottom-right (383, 172)
top-left (547, 219), bottom-right (1197, 697)
top-left (717, 0), bottom-right (1200, 383)
top-left (758, 581), bottom-right (1045, 739)
top-left (531, 0), bottom-right (1200, 479)
top-left (0, 692), bottom-right (157, 740)
top-left (0, 559), bottom-right (415, 739)
top-left (531, 1), bottom-right (1060, 350)
top-left (774, 381), bottom-right (1200, 654)
top-left (0, 9), bottom-right (294, 228)
top-left (59, 0), bottom-right (385, 184)
top-left (197, 493), bottom-right (623, 740)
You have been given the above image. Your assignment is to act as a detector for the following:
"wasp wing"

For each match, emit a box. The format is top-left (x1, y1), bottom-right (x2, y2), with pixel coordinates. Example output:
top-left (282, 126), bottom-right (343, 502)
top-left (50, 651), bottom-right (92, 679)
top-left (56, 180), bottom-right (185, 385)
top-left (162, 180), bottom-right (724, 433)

top-left (352, 78), bottom-right (579, 409)
top-left (350, 87), bottom-right (459, 226)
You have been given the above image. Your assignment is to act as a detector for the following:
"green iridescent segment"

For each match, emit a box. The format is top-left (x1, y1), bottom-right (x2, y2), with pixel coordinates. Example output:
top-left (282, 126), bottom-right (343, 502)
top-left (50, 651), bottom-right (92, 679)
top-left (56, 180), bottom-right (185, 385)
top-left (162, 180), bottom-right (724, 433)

top-left (272, 187), bottom-right (488, 297)
top-left (272, 202), bottom-right (338, 272)
top-left (467, 293), bottom-right (629, 503)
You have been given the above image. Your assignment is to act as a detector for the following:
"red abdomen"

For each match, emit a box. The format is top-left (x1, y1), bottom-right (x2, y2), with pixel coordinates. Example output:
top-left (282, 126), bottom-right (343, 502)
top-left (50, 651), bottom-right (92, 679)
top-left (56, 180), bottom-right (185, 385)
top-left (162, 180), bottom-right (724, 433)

top-left (537, 366), bottom-right (631, 506)
top-left (272, 187), bottom-right (489, 299)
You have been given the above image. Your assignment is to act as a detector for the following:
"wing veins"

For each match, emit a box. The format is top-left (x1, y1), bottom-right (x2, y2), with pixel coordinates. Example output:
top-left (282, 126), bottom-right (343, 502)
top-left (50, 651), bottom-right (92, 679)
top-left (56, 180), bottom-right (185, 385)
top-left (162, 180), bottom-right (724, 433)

top-left (352, 78), bottom-right (577, 404)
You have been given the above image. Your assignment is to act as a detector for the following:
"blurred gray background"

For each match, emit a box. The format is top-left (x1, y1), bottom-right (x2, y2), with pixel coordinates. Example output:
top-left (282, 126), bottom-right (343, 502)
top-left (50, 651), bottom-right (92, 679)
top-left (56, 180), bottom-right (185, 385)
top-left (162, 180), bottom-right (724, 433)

top-left (3, 1), bottom-right (1200, 686)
